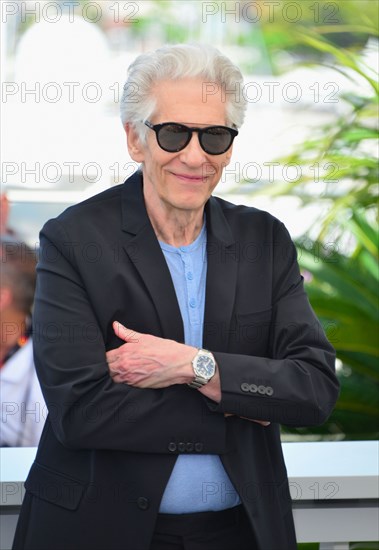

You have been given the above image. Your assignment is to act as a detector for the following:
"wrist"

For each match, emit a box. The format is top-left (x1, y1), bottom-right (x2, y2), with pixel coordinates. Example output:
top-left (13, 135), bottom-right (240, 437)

top-left (175, 345), bottom-right (198, 384)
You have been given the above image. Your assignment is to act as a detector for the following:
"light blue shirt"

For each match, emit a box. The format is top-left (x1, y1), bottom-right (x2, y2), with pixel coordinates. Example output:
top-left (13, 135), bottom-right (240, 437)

top-left (158, 221), bottom-right (241, 513)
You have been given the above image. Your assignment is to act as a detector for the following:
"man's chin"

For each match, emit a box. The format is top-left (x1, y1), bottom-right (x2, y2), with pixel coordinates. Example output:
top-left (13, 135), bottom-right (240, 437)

top-left (174, 187), bottom-right (216, 208)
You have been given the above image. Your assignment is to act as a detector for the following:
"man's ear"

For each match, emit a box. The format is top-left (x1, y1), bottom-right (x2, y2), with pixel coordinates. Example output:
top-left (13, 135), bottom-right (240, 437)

top-left (125, 123), bottom-right (145, 163)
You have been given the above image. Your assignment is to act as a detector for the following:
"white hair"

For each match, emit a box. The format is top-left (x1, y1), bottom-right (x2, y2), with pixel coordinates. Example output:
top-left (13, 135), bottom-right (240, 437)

top-left (120, 43), bottom-right (247, 142)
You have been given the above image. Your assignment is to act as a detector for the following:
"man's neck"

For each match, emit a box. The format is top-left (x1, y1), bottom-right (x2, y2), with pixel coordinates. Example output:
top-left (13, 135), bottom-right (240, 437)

top-left (144, 195), bottom-right (205, 248)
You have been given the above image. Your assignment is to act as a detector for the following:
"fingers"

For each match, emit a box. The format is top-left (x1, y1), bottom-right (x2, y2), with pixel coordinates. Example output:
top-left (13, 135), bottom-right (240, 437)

top-left (248, 419), bottom-right (270, 426)
top-left (224, 414), bottom-right (270, 426)
top-left (113, 321), bottom-right (140, 343)
top-left (252, 420), bottom-right (271, 426)
top-left (107, 323), bottom-right (141, 384)
top-left (106, 352), bottom-right (118, 364)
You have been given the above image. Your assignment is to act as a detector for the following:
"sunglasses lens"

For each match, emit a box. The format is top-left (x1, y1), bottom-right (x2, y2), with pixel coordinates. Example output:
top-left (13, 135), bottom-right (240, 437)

top-left (157, 124), bottom-right (190, 152)
top-left (201, 127), bottom-right (233, 154)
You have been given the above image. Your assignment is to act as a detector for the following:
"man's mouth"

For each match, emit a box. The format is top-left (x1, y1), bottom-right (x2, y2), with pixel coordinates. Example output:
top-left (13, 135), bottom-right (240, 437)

top-left (171, 168), bottom-right (217, 181)
top-left (172, 172), bottom-right (205, 182)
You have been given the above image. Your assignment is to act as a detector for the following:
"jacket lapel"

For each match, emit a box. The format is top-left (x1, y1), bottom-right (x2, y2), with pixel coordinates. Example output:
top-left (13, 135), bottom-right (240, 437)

top-left (120, 172), bottom-right (184, 343)
top-left (203, 199), bottom-right (238, 352)
top-left (120, 172), bottom-right (238, 351)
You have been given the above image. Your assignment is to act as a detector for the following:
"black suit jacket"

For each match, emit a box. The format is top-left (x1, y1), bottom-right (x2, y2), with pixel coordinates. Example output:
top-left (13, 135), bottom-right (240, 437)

top-left (13, 172), bottom-right (339, 550)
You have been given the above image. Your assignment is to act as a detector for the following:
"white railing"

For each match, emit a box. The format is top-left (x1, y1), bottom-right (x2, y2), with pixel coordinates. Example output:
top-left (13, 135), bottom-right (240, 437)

top-left (283, 440), bottom-right (379, 549)
top-left (1, 441), bottom-right (378, 550)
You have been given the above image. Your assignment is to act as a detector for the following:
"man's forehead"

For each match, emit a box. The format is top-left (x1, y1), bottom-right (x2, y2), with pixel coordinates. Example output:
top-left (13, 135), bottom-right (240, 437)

top-left (151, 79), bottom-right (227, 123)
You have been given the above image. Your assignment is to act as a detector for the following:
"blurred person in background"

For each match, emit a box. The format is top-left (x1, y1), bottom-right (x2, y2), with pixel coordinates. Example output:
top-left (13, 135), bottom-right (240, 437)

top-left (13, 44), bottom-right (339, 550)
top-left (1, 193), bottom-right (13, 236)
top-left (0, 194), bottom-right (10, 235)
top-left (1, 193), bottom-right (17, 237)
top-left (0, 237), bottom-right (45, 447)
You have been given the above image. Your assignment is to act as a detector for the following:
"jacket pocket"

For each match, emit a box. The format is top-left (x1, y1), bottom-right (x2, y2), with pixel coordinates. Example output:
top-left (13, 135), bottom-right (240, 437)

top-left (25, 461), bottom-right (85, 511)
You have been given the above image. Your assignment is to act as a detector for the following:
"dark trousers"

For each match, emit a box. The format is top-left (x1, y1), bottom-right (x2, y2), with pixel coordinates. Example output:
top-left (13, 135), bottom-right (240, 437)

top-left (150, 505), bottom-right (257, 550)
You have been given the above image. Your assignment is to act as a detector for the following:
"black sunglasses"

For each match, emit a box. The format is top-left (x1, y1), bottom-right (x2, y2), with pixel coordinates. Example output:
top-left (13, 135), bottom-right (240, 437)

top-left (144, 120), bottom-right (238, 155)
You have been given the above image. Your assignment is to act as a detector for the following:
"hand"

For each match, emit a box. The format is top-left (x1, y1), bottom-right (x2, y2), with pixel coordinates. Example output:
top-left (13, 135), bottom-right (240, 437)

top-left (106, 321), bottom-right (196, 389)
top-left (224, 413), bottom-right (270, 427)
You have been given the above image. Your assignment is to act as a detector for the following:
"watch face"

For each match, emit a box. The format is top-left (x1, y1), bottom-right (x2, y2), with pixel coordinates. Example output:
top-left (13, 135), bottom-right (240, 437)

top-left (195, 354), bottom-right (215, 378)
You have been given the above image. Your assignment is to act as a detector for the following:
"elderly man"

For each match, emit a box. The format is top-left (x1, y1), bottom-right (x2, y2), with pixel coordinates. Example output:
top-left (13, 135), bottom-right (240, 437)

top-left (13, 44), bottom-right (339, 550)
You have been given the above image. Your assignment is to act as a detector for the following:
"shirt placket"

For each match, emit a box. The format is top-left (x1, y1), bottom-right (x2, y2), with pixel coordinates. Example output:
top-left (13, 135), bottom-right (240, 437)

top-left (179, 247), bottom-right (199, 331)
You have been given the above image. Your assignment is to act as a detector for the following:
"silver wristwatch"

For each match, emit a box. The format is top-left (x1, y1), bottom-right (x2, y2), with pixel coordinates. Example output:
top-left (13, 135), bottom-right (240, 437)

top-left (188, 349), bottom-right (216, 389)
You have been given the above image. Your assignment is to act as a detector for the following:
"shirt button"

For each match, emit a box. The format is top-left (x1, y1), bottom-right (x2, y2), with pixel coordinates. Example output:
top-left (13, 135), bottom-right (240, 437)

top-left (137, 497), bottom-right (149, 510)
top-left (189, 298), bottom-right (196, 308)
top-left (187, 272), bottom-right (194, 280)
top-left (179, 246), bottom-right (187, 253)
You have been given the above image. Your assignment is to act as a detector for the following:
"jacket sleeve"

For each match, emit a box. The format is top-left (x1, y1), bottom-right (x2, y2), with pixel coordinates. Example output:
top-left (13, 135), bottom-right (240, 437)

top-left (33, 219), bottom-right (225, 452)
top-left (210, 221), bottom-right (340, 426)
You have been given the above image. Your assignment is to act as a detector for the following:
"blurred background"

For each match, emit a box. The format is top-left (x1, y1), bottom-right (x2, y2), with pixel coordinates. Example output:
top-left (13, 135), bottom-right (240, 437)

top-left (1, 0), bottom-right (378, 445)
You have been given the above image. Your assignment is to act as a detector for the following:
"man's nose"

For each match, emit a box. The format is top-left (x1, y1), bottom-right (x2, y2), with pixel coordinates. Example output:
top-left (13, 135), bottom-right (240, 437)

top-left (178, 132), bottom-right (207, 165)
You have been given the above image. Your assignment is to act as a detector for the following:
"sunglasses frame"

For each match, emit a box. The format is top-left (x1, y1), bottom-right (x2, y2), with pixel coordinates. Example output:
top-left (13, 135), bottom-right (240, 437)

top-left (144, 120), bottom-right (238, 155)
